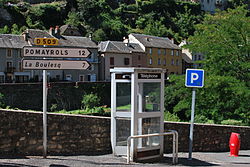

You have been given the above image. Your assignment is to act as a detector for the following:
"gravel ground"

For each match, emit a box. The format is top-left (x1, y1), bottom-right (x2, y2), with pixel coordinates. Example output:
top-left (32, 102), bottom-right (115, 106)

top-left (0, 150), bottom-right (249, 167)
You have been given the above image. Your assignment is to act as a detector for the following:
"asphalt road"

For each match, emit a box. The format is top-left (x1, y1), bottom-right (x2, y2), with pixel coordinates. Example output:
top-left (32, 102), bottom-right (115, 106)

top-left (0, 150), bottom-right (249, 167)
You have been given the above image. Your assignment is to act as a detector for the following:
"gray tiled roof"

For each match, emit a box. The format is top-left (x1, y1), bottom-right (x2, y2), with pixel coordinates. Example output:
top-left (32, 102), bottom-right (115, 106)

top-left (60, 24), bottom-right (82, 36)
top-left (98, 41), bottom-right (144, 53)
top-left (26, 29), bottom-right (97, 48)
top-left (60, 36), bottom-right (97, 48)
top-left (26, 29), bottom-right (53, 45)
top-left (130, 33), bottom-right (181, 50)
top-left (0, 34), bottom-right (29, 48)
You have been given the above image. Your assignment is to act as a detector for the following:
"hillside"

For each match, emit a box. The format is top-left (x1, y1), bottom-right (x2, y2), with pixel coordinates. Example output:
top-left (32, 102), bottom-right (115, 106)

top-left (0, 0), bottom-right (203, 42)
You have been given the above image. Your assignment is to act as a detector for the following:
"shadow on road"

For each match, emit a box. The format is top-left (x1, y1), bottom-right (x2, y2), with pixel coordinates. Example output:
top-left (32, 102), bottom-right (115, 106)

top-left (158, 157), bottom-right (219, 166)
top-left (0, 156), bottom-right (29, 159)
top-left (0, 162), bottom-right (37, 167)
top-left (47, 157), bottom-right (128, 166)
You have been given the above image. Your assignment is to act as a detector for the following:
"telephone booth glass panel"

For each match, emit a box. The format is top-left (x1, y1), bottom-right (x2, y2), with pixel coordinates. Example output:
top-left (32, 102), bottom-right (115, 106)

top-left (116, 83), bottom-right (131, 112)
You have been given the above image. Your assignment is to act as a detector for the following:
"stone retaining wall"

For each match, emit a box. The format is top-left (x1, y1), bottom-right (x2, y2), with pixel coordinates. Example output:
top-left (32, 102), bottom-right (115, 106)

top-left (0, 110), bottom-right (249, 156)
top-left (0, 82), bottom-right (111, 111)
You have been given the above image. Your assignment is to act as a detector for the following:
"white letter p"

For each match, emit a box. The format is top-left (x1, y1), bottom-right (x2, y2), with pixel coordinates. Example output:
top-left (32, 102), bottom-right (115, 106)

top-left (191, 73), bottom-right (199, 83)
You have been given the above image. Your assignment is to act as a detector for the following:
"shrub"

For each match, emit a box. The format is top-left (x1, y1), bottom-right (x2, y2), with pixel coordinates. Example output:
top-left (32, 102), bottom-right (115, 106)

top-left (164, 111), bottom-right (180, 122)
top-left (0, 93), bottom-right (5, 108)
top-left (221, 119), bottom-right (246, 126)
top-left (50, 104), bottom-right (58, 112)
top-left (81, 93), bottom-right (100, 109)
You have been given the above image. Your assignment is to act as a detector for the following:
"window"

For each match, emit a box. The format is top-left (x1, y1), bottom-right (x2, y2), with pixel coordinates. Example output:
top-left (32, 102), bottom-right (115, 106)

top-left (163, 49), bottom-right (166, 55)
top-left (176, 59), bottom-right (179, 66)
top-left (19, 61), bottom-right (22, 71)
top-left (171, 59), bottom-right (174, 65)
top-left (66, 75), bottom-right (72, 81)
top-left (171, 50), bottom-right (174, 56)
top-left (176, 50), bottom-right (179, 56)
top-left (7, 49), bottom-right (12, 58)
top-left (15, 75), bottom-right (29, 83)
top-left (0, 76), bottom-right (4, 83)
top-left (87, 74), bottom-right (91, 81)
top-left (158, 49), bottom-right (161, 55)
top-left (79, 75), bottom-right (84, 81)
top-left (193, 55), bottom-right (197, 61)
top-left (110, 57), bottom-right (114, 65)
top-left (158, 58), bottom-right (161, 65)
top-left (149, 58), bottom-right (152, 65)
top-left (198, 55), bottom-right (201, 60)
top-left (149, 48), bottom-right (152, 55)
top-left (163, 59), bottom-right (166, 66)
top-left (138, 55), bottom-right (141, 60)
top-left (7, 61), bottom-right (12, 68)
top-left (124, 58), bottom-right (130, 65)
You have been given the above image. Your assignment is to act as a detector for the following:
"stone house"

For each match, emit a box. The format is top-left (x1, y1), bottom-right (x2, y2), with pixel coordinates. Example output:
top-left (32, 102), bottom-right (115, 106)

top-left (98, 41), bottom-right (146, 81)
top-left (126, 33), bottom-right (182, 76)
top-left (0, 34), bottom-right (29, 83)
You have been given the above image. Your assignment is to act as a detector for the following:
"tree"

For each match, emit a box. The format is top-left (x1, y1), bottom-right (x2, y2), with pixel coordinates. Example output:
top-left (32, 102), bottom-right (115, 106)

top-left (0, 25), bottom-right (9, 34)
top-left (186, 6), bottom-right (250, 83)
top-left (166, 6), bottom-right (250, 126)
top-left (165, 75), bottom-right (250, 125)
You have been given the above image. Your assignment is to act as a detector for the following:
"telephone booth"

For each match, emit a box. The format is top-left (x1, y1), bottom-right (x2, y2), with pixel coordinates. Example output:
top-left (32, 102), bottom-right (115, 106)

top-left (110, 67), bottom-right (165, 162)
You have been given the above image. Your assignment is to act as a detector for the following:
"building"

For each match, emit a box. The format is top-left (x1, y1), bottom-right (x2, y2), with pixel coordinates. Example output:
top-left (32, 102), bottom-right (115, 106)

top-left (179, 40), bottom-right (204, 73)
top-left (0, 34), bottom-right (29, 83)
top-left (127, 33), bottom-right (182, 76)
top-left (200, 0), bottom-right (228, 13)
top-left (98, 41), bottom-right (146, 81)
top-left (0, 26), bottom-right (99, 83)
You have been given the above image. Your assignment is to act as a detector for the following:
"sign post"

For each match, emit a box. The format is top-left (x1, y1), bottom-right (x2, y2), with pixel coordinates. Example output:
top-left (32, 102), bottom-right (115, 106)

top-left (185, 69), bottom-right (204, 160)
top-left (43, 69), bottom-right (47, 158)
top-left (23, 38), bottom-right (91, 159)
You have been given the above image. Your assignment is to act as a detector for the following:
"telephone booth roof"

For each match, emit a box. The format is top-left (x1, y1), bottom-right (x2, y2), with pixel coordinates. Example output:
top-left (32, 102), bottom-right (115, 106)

top-left (110, 67), bottom-right (165, 73)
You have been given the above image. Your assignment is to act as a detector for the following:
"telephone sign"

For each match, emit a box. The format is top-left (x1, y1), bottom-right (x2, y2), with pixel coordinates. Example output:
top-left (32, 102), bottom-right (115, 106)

top-left (185, 69), bottom-right (204, 88)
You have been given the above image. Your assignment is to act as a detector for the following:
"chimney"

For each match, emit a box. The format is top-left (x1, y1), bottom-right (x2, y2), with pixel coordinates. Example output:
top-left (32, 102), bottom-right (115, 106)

top-left (123, 36), bottom-right (129, 46)
top-left (49, 27), bottom-right (54, 36)
top-left (89, 33), bottom-right (92, 40)
top-left (54, 26), bottom-right (60, 37)
top-left (171, 38), bottom-right (174, 44)
top-left (22, 31), bottom-right (29, 42)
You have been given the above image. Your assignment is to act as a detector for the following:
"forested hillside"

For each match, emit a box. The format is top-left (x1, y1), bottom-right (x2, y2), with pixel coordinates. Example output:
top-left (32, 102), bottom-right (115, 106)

top-left (0, 0), bottom-right (203, 42)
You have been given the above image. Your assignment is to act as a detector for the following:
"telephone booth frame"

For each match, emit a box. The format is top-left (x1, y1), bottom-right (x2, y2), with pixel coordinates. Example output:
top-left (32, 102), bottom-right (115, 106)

top-left (110, 67), bottom-right (165, 162)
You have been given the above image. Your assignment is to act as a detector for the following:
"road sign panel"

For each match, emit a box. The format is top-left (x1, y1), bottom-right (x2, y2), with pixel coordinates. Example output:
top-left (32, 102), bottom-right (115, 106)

top-left (34, 38), bottom-right (59, 45)
top-left (22, 59), bottom-right (90, 70)
top-left (185, 69), bottom-right (204, 88)
top-left (23, 47), bottom-right (91, 58)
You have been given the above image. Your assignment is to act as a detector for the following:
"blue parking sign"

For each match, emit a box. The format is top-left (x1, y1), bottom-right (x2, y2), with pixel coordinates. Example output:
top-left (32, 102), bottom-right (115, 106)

top-left (185, 69), bottom-right (204, 88)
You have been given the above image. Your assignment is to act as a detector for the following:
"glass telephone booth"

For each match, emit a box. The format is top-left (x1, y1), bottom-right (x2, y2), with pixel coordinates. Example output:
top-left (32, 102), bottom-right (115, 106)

top-left (110, 68), bottom-right (165, 161)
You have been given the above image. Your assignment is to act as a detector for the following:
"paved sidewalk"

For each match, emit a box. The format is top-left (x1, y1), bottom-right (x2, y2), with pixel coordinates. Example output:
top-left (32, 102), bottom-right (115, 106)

top-left (0, 150), bottom-right (249, 167)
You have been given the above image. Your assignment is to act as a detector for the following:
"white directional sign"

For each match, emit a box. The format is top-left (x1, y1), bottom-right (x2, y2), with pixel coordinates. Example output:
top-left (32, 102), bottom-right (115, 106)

top-left (23, 47), bottom-right (90, 58)
top-left (22, 59), bottom-right (90, 70)
top-left (185, 69), bottom-right (204, 88)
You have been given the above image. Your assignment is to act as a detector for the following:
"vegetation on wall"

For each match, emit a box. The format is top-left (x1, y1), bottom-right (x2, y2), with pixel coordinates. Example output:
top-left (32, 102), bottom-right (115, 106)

top-left (0, 92), bottom-right (5, 108)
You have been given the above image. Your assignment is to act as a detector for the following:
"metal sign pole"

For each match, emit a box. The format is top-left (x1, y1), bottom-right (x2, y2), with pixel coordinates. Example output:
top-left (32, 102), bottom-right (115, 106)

top-left (43, 69), bottom-right (47, 158)
top-left (188, 88), bottom-right (196, 160)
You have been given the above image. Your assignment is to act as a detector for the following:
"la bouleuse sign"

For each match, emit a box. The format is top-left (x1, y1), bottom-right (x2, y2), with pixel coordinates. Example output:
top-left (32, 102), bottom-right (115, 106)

top-left (22, 59), bottom-right (90, 70)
